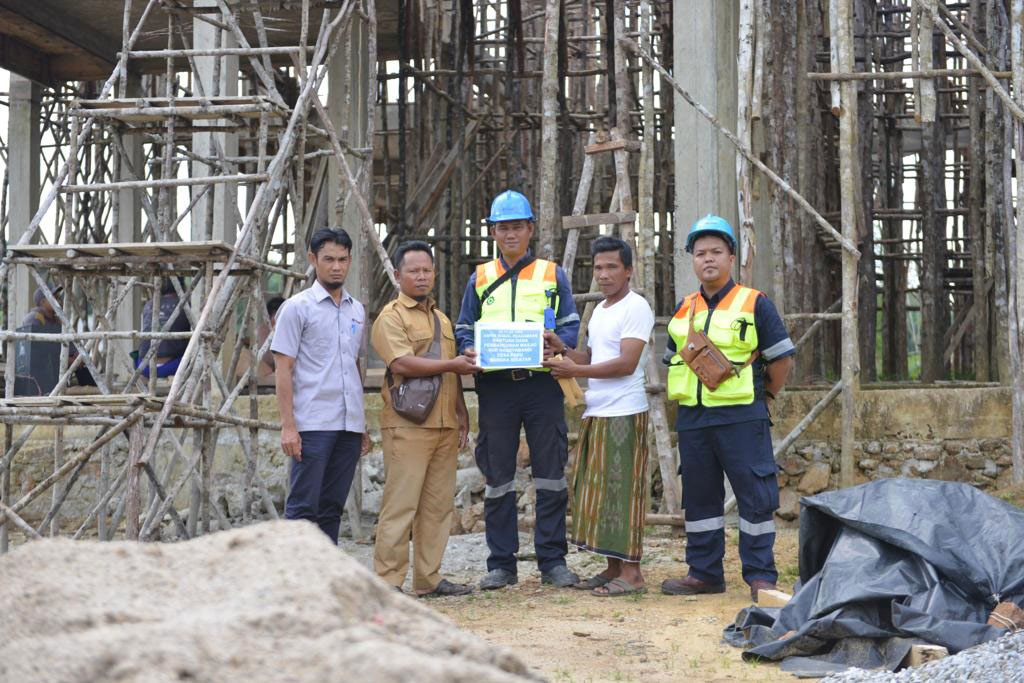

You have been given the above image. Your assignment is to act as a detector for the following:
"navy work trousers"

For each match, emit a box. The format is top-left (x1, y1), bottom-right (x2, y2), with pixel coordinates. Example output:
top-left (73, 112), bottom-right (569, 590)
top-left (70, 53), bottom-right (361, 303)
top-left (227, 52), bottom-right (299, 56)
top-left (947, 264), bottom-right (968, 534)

top-left (285, 430), bottom-right (362, 544)
top-left (677, 419), bottom-right (779, 585)
top-left (475, 372), bottom-right (569, 573)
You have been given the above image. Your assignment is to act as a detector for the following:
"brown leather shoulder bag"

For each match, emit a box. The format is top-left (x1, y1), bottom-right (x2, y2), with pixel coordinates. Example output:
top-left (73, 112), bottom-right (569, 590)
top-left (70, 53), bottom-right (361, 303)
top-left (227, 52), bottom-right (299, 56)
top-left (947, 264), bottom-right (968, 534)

top-left (385, 310), bottom-right (443, 423)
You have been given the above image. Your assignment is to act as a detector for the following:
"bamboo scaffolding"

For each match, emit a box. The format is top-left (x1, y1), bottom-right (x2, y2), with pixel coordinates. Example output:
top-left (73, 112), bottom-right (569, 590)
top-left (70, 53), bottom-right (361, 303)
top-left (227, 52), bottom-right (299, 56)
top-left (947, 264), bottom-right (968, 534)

top-left (4, 0), bottom-right (1017, 545)
top-left (0, 0), bottom-right (370, 545)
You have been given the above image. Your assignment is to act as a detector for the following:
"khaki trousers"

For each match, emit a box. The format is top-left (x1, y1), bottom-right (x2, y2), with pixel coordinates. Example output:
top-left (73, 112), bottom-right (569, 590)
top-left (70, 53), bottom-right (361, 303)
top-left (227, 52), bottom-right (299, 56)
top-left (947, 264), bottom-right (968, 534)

top-left (373, 427), bottom-right (459, 591)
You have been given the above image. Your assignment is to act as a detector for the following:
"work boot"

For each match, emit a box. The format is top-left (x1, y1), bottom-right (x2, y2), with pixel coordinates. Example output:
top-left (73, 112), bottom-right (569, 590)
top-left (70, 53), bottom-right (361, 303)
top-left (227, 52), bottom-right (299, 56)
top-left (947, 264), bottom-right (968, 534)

top-left (479, 568), bottom-right (518, 591)
top-left (541, 564), bottom-right (580, 588)
top-left (749, 580), bottom-right (778, 602)
top-left (660, 575), bottom-right (726, 596)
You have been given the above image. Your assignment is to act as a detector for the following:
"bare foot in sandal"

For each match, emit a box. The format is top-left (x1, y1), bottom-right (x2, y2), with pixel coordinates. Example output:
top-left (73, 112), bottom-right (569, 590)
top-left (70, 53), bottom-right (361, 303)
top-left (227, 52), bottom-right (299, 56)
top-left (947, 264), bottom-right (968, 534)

top-left (584, 558), bottom-right (644, 595)
top-left (592, 577), bottom-right (647, 597)
top-left (575, 572), bottom-right (615, 590)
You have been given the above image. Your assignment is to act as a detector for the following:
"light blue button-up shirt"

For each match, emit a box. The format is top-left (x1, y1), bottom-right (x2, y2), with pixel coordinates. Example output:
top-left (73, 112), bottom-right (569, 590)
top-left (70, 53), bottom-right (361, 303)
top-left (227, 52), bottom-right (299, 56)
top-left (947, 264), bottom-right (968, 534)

top-left (270, 279), bottom-right (365, 432)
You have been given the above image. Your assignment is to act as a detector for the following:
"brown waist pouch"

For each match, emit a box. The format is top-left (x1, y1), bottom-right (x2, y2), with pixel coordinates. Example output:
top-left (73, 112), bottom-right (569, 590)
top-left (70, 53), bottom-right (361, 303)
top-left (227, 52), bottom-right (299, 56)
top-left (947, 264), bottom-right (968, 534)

top-left (680, 301), bottom-right (758, 391)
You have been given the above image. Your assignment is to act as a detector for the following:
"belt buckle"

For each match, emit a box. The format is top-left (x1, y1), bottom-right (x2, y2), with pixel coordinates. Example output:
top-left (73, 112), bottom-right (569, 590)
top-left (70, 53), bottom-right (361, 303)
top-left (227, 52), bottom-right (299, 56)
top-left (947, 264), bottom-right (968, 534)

top-left (510, 369), bottom-right (530, 381)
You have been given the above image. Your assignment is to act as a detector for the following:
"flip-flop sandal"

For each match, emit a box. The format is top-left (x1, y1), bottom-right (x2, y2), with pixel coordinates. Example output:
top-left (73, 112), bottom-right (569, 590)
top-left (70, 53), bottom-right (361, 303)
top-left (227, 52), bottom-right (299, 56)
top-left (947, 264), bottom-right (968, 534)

top-left (592, 577), bottom-right (647, 597)
top-left (574, 574), bottom-right (613, 590)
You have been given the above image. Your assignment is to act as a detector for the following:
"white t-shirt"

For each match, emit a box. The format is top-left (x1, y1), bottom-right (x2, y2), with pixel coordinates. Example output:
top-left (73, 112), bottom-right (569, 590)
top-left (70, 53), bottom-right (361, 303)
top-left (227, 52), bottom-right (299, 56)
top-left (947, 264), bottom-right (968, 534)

top-left (582, 290), bottom-right (656, 418)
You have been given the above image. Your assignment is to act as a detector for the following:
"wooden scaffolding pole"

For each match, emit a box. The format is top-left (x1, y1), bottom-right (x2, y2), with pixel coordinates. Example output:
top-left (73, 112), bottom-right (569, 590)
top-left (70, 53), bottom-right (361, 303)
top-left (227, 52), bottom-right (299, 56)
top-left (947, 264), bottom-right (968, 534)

top-left (537, 0), bottom-right (561, 261)
top-left (1011, 0), bottom-right (1024, 484)
top-left (836, 0), bottom-right (859, 488)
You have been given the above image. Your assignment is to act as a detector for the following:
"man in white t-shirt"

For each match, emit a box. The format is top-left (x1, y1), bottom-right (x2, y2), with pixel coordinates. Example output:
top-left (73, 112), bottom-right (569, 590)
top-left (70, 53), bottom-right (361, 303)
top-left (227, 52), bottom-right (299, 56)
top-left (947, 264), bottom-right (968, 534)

top-left (543, 236), bottom-right (655, 596)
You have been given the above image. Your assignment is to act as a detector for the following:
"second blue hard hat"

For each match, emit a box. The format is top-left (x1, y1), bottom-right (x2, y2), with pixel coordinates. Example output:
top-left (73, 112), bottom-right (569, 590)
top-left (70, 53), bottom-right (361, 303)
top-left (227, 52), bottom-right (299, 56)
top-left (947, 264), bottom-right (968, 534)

top-left (685, 214), bottom-right (737, 253)
top-left (488, 190), bottom-right (534, 223)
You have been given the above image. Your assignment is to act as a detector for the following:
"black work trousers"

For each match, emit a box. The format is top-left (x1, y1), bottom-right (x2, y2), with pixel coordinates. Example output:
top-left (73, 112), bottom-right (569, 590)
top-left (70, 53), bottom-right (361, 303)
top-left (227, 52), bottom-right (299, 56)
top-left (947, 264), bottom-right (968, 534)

top-left (474, 371), bottom-right (569, 573)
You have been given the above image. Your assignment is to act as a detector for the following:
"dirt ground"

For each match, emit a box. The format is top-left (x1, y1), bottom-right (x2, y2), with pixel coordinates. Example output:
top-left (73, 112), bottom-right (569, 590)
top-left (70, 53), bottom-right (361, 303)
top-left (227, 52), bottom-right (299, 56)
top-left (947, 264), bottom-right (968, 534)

top-left (425, 526), bottom-right (802, 683)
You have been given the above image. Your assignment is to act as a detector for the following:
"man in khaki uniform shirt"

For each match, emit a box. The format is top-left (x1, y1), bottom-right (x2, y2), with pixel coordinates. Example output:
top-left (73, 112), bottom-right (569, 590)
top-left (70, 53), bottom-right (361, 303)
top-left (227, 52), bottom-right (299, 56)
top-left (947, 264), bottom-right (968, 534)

top-left (371, 241), bottom-right (479, 596)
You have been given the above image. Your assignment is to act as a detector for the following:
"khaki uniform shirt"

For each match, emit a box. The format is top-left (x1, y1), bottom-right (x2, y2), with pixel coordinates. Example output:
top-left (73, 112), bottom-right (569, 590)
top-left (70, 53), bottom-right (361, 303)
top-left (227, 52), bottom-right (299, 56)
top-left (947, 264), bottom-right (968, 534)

top-left (371, 292), bottom-right (460, 429)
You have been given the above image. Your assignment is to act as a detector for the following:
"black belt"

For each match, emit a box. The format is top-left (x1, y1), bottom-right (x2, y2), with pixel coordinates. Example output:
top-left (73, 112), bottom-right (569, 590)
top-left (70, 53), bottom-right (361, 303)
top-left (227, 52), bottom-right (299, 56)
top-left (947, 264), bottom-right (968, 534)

top-left (486, 368), bottom-right (540, 381)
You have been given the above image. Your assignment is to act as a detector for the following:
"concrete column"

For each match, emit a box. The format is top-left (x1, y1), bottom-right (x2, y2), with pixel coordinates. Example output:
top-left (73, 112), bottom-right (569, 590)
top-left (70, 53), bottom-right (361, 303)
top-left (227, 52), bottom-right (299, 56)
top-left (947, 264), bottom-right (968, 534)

top-left (326, 18), bottom-right (369, 300)
top-left (114, 74), bottom-right (145, 369)
top-left (191, 0), bottom-right (239, 243)
top-left (672, 0), bottom-right (739, 300)
top-left (7, 74), bottom-right (42, 327)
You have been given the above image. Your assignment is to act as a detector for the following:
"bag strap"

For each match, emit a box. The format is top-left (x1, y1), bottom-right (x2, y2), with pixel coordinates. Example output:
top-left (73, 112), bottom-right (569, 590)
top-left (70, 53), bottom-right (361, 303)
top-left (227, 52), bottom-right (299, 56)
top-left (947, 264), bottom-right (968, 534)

top-left (386, 305), bottom-right (443, 389)
top-left (477, 256), bottom-right (535, 308)
top-left (687, 292), bottom-right (699, 335)
top-left (424, 310), bottom-right (442, 360)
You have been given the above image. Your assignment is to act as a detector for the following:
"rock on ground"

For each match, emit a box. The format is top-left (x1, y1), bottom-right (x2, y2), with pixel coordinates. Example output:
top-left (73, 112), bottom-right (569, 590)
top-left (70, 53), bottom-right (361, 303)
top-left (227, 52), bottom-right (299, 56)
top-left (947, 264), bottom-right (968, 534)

top-left (0, 520), bottom-right (538, 683)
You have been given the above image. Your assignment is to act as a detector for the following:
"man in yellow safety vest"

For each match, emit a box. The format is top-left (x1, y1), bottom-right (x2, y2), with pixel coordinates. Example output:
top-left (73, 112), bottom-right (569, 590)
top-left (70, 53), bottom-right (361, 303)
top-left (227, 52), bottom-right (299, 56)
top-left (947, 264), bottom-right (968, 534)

top-left (454, 190), bottom-right (581, 590)
top-left (661, 215), bottom-right (795, 602)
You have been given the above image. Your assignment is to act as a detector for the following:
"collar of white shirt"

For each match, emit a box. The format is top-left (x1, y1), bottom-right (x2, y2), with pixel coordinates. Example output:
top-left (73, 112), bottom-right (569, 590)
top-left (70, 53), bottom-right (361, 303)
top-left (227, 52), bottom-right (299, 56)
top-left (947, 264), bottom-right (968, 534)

top-left (310, 279), bottom-right (353, 305)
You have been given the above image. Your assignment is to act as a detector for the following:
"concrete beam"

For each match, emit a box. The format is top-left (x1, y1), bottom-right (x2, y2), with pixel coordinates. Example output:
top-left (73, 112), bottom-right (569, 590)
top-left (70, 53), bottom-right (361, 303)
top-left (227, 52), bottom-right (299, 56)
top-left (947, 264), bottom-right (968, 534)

top-left (0, 33), bottom-right (53, 85)
top-left (7, 74), bottom-right (42, 327)
top-left (0, 0), bottom-right (117, 70)
top-left (672, 0), bottom-right (739, 300)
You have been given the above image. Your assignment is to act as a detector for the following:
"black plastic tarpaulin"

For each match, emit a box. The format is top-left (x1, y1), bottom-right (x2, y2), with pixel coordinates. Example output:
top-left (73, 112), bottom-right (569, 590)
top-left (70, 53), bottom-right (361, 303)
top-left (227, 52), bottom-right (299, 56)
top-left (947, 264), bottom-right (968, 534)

top-left (723, 479), bottom-right (1024, 677)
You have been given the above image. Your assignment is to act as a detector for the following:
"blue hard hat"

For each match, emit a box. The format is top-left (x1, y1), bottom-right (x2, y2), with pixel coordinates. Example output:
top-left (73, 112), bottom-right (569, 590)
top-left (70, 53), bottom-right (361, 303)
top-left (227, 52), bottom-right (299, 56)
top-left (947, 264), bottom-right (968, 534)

top-left (685, 214), bottom-right (737, 253)
top-left (488, 190), bottom-right (534, 223)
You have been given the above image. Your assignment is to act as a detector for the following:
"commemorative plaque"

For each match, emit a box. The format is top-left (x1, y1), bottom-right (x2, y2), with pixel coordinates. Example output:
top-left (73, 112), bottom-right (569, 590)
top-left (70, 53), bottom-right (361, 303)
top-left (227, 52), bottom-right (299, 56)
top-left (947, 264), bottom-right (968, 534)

top-left (474, 322), bottom-right (545, 369)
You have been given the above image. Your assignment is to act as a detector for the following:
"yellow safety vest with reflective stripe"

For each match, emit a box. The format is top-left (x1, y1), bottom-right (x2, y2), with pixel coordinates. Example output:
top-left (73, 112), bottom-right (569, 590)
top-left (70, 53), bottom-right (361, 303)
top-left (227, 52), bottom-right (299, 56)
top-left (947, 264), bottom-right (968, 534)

top-left (666, 285), bottom-right (761, 407)
top-left (474, 257), bottom-right (559, 372)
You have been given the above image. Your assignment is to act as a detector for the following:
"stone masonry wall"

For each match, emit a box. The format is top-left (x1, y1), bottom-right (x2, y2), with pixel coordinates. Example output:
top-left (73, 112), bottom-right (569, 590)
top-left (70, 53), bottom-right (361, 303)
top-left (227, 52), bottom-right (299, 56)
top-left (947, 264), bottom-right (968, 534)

top-left (763, 385), bottom-right (1013, 522)
top-left (3, 385), bottom-right (1013, 534)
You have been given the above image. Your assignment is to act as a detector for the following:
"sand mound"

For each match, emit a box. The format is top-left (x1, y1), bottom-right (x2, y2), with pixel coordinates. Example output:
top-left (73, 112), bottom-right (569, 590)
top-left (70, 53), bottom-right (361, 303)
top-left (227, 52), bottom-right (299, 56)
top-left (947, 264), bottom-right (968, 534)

top-left (0, 521), bottom-right (537, 683)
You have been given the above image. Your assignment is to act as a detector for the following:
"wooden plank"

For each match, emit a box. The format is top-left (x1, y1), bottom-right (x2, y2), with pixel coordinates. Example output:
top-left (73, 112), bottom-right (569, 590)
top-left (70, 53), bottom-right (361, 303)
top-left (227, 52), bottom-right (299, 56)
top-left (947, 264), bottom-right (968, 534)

top-left (585, 139), bottom-right (641, 154)
top-left (943, 279), bottom-right (994, 363)
top-left (902, 644), bottom-right (948, 668)
top-left (412, 118), bottom-right (484, 226)
top-left (76, 96), bottom-right (273, 109)
top-left (561, 211), bottom-right (637, 230)
top-left (756, 589), bottom-right (793, 607)
top-left (0, 394), bottom-right (145, 408)
top-left (9, 240), bottom-right (234, 258)
top-left (404, 141), bottom-right (446, 214)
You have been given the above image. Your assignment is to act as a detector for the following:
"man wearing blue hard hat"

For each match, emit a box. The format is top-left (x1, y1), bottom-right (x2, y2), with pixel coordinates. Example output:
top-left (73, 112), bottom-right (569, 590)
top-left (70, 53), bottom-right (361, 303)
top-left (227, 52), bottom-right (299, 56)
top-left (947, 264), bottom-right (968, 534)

top-left (454, 189), bottom-right (581, 590)
top-left (661, 215), bottom-right (795, 602)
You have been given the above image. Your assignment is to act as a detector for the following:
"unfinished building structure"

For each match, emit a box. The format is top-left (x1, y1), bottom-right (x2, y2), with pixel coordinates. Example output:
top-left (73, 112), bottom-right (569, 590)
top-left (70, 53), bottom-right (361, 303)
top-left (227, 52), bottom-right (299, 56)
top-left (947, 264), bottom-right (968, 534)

top-left (0, 0), bottom-right (1022, 547)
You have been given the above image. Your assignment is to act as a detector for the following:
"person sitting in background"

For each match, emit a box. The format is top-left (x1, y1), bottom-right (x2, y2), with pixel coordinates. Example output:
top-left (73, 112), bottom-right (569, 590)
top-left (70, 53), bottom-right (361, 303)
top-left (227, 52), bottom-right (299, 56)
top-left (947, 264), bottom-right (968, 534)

top-left (14, 287), bottom-right (63, 396)
top-left (258, 296), bottom-right (285, 377)
top-left (136, 278), bottom-right (191, 378)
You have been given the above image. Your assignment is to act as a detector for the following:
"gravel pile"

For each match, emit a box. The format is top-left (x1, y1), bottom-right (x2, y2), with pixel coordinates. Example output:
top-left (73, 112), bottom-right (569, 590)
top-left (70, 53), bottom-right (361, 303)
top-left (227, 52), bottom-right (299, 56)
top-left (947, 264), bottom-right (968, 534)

top-left (822, 630), bottom-right (1024, 683)
top-left (0, 520), bottom-right (537, 683)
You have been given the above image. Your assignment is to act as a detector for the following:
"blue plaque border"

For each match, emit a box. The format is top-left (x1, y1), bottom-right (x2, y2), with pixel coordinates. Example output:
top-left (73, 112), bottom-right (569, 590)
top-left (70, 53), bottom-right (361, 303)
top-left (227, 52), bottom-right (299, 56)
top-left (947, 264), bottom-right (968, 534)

top-left (474, 322), bottom-right (545, 369)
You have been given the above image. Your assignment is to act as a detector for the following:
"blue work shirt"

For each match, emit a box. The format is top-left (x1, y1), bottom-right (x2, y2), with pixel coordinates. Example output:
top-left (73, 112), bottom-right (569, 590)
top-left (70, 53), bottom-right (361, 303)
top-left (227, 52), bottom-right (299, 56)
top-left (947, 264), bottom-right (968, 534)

top-left (664, 279), bottom-right (795, 430)
top-left (455, 251), bottom-right (580, 353)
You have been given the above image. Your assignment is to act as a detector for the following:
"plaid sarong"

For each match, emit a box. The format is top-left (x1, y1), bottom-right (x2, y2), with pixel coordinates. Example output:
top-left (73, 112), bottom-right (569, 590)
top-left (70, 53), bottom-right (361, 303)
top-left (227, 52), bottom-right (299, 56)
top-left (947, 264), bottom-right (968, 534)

top-left (569, 411), bottom-right (650, 562)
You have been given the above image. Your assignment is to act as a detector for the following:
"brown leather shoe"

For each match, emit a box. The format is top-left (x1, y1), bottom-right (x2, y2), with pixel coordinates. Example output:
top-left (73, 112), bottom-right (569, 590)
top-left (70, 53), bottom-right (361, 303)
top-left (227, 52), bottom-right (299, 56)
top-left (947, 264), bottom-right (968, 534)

top-left (660, 575), bottom-right (726, 596)
top-left (749, 580), bottom-right (778, 602)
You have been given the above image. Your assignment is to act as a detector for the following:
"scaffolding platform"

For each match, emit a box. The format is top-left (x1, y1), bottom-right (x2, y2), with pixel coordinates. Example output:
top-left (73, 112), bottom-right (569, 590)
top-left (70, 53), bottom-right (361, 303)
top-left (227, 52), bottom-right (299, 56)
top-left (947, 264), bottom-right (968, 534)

top-left (70, 96), bottom-right (286, 123)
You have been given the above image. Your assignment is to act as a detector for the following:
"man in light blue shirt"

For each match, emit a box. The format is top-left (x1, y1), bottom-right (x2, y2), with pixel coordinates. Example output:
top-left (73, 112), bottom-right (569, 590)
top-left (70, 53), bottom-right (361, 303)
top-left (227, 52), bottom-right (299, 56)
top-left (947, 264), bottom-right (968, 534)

top-left (271, 227), bottom-right (369, 543)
